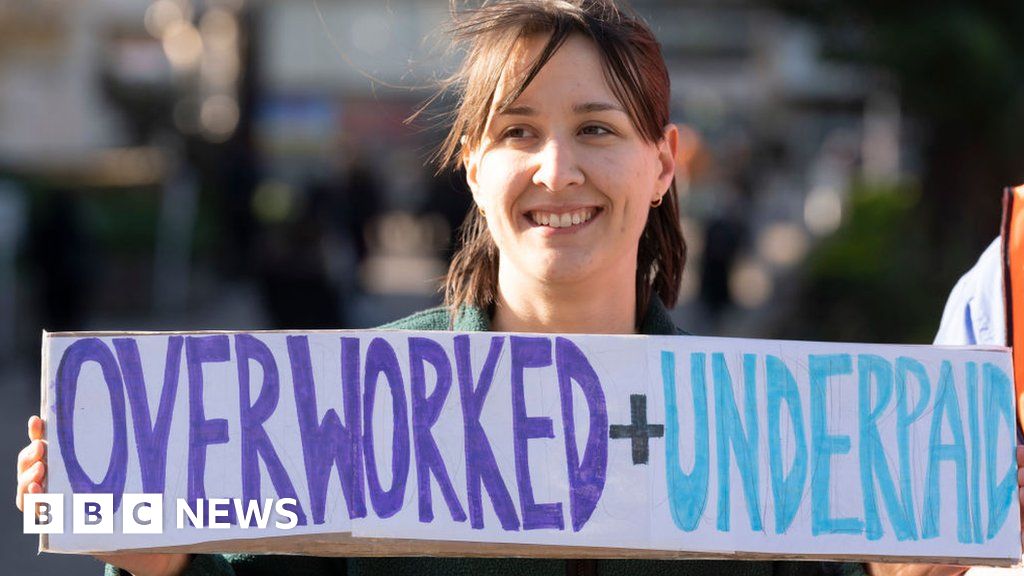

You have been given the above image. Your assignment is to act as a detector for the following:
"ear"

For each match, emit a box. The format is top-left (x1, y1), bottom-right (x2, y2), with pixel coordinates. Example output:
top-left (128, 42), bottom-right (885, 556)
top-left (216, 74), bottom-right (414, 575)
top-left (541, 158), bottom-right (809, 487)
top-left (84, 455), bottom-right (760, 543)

top-left (462, 136), bottom-right (481, 199)
top-left (464, 140), bottom-right (491, 218)
top-left (654, 123), bottom-right (679, 198)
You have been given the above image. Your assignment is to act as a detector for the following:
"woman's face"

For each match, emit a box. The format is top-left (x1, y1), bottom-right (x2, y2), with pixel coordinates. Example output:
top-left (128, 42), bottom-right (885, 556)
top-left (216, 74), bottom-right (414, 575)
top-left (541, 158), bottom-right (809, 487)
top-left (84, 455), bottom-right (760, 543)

top-left (465, 33), bottom-right (677, 290)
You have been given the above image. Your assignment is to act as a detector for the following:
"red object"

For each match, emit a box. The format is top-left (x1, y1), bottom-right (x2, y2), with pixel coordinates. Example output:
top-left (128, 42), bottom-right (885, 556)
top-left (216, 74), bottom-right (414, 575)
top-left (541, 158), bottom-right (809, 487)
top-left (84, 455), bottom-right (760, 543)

top-left (1001, 184), bottom-right (1024, 433)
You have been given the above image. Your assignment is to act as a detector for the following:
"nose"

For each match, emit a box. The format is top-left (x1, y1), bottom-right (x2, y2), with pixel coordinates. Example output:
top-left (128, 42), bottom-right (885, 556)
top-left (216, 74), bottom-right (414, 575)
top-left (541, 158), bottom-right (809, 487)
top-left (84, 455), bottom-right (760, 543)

top-left (531, 136), bottom-right (585, 192)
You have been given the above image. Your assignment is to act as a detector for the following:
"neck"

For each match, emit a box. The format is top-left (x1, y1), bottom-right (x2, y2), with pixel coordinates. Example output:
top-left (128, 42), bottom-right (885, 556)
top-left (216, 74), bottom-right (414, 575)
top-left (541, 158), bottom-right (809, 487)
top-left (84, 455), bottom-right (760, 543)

top-left (491, 262), bottom-right (639, 335)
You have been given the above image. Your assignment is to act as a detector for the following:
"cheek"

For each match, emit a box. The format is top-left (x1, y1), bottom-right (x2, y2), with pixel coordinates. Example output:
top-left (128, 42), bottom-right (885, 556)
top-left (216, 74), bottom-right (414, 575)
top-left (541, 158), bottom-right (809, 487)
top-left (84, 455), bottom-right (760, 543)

top-left (606, 154), bottom-right (658, 237)
top-left (476, 157), bottom-right (526, 247)
top-left (477, 155), bottom-right (524, 209)
top-left (622, 196), bottom-right (649, 237)
top-left (594, 155), bottom-right (652, 213)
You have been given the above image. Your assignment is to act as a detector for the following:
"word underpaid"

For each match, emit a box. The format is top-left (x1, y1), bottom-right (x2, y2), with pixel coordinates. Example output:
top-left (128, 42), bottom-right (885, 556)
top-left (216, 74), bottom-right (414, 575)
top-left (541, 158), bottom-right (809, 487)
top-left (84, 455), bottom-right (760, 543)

top-left (39, 330), bottom-right (1021, 564)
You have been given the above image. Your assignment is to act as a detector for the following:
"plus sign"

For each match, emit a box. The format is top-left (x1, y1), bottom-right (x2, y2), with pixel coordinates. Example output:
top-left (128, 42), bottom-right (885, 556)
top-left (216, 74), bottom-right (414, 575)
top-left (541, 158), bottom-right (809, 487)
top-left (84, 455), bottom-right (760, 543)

top-left (609, 394), bottom-right (664, 465)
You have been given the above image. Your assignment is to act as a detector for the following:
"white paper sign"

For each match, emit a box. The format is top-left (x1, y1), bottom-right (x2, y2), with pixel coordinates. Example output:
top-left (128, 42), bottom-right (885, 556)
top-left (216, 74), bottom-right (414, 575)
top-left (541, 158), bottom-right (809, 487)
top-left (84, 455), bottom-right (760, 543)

top-left (38, 330), bottom-right (1021, 563)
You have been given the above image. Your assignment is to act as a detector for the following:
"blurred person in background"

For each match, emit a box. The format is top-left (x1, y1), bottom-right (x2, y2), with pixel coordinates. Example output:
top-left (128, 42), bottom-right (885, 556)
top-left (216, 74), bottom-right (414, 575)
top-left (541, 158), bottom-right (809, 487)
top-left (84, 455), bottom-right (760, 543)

top-left (699, 192), bottom-right (745, 319)
top-left (256, 180), bottom-right (343, 329)
top-left (29, 187), bottom-right (95, 332)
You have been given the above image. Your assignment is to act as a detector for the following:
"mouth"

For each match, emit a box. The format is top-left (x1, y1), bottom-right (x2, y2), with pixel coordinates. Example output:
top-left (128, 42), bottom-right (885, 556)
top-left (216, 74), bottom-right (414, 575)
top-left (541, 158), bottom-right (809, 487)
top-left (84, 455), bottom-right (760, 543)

top-left (526, 207), bottom-right (602, 230)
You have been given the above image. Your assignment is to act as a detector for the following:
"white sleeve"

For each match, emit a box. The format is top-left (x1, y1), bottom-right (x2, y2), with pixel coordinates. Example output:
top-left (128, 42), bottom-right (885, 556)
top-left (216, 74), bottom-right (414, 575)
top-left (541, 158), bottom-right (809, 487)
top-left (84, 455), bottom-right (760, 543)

top-left (933, 238), bottom-right (1005, 346)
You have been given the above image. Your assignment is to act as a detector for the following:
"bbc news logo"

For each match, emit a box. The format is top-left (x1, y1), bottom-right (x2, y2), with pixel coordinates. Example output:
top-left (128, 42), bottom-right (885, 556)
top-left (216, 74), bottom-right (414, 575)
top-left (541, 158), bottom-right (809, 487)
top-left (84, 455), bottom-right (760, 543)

top-left (23, 495), bottom-right (299, 534)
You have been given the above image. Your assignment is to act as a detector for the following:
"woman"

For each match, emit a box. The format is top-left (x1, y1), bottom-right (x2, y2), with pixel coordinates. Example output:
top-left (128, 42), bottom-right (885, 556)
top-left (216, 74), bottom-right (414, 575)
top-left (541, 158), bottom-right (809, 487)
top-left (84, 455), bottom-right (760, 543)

top-left (14, 1), bottom-right (1009, 575)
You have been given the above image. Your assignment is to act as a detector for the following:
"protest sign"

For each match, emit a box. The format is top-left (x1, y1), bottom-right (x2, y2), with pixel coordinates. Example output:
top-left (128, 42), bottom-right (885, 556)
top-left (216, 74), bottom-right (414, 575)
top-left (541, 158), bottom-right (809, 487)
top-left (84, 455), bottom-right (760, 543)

top-left (35, 330), bottom-right (1021, 565)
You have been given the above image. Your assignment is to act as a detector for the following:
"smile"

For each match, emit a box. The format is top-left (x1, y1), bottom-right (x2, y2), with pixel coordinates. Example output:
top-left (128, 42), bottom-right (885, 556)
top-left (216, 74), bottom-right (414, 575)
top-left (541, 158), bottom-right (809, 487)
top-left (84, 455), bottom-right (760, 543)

top-left (527, 208), bottom-right (600, 229)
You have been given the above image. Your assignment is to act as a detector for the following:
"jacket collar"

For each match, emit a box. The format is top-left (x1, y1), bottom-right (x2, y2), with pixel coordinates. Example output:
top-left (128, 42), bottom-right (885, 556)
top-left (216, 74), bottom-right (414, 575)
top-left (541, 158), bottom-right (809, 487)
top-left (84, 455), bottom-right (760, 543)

top-left (451, 305), bottom-right (492, 332)
top-left (639, 295), bottom-right (682, 336)
top-left (452, 295), bottom-right (682, 336)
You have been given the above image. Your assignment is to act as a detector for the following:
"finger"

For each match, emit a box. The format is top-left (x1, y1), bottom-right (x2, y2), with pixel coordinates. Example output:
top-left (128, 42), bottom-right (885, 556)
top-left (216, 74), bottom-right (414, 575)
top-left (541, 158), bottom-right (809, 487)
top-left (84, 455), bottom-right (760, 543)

top-left (15, 479), bottom-right (31, 512)
top-left (1018, 445), bottom-right (1024, 466)
top-left (17, 482), bottom-right (44, 513)
top-left (16, 441), bottom-right (44, 476)
top-left (18, 461), bottom-right (44, 487)
top-left (1018, 466), bottom-right (1024, 488)
top-left (27, 416), bottom-right (43, 441)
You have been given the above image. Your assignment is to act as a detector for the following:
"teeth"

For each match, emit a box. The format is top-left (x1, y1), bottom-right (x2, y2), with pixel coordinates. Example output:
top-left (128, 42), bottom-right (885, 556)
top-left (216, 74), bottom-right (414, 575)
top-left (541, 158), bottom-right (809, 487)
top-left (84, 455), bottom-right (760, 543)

top-left (529, 209), bottom-right (596, 228)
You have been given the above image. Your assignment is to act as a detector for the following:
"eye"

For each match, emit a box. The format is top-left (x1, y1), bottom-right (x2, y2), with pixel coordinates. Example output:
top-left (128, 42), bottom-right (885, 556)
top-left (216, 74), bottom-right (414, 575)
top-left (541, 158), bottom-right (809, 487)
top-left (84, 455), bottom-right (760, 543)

top-left (579, 124), bottom-right (613, 136)
top-left (501, 126), bottom-right (535, 140)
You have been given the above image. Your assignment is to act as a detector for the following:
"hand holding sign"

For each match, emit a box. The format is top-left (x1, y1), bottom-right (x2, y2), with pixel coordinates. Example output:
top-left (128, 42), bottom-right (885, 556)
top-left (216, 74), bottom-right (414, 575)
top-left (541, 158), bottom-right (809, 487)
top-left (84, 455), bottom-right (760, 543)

top-left (15, 415), bottom-right (192, 576)
top-left (15, 416), bottom-right (45, 512)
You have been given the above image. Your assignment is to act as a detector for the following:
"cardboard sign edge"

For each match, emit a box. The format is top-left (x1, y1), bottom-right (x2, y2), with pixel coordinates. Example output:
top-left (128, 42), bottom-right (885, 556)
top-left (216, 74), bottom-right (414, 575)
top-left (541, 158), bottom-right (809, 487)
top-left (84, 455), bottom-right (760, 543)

top-left (38, 330), bottom-right (50, 554)
top-left (38, 533), bottom-right (1021, 567)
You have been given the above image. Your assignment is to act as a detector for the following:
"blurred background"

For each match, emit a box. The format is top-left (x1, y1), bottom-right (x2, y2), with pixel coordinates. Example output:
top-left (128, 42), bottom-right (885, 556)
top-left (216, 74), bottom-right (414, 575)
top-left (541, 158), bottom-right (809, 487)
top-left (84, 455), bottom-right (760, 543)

top-left (2, 0), bottom-right (1023, 571)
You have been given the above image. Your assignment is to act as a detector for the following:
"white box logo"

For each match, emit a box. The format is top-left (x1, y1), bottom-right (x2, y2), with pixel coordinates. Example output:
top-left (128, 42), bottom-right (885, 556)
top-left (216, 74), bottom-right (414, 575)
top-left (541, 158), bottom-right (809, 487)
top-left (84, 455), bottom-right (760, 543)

top-left (73, 494), bottom-right (114, 534)
top-left (23, 494), bottom-right (63, 534)
top-left (122, 494), bottom-right (163, 534)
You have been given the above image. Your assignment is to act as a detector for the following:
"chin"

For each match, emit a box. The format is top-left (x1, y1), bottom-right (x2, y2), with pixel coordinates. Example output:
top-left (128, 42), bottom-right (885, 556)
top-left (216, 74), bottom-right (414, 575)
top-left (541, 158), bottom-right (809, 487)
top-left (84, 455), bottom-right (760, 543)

top-left (527, 257), bottom-right (601, 286)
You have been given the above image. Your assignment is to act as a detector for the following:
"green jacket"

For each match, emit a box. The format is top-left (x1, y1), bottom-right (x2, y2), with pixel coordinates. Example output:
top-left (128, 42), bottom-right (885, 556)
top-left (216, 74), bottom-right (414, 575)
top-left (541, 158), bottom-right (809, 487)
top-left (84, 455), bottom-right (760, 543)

top-left (107, 300), bottom-right (866, 576)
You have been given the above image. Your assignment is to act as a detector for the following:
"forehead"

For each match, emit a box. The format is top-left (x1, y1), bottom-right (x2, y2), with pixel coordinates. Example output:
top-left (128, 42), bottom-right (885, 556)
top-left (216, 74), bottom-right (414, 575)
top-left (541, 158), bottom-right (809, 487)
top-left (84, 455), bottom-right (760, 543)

top-left (491, 33), bottom-right (617, 110)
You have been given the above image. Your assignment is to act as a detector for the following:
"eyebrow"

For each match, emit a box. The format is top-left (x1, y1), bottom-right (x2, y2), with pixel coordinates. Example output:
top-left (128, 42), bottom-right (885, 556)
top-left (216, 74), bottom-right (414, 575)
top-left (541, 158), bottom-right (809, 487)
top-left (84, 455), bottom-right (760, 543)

top-left (573, 101), bottom-right (625, 114)
top-left (496, 101), bottom-right (626, 116)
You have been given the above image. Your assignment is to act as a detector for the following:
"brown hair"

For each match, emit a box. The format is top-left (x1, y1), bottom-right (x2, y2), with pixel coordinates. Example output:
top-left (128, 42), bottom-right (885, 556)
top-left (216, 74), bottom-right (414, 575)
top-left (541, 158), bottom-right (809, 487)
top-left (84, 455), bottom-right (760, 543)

top-left (431, 0), bottom-right (686, 328)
